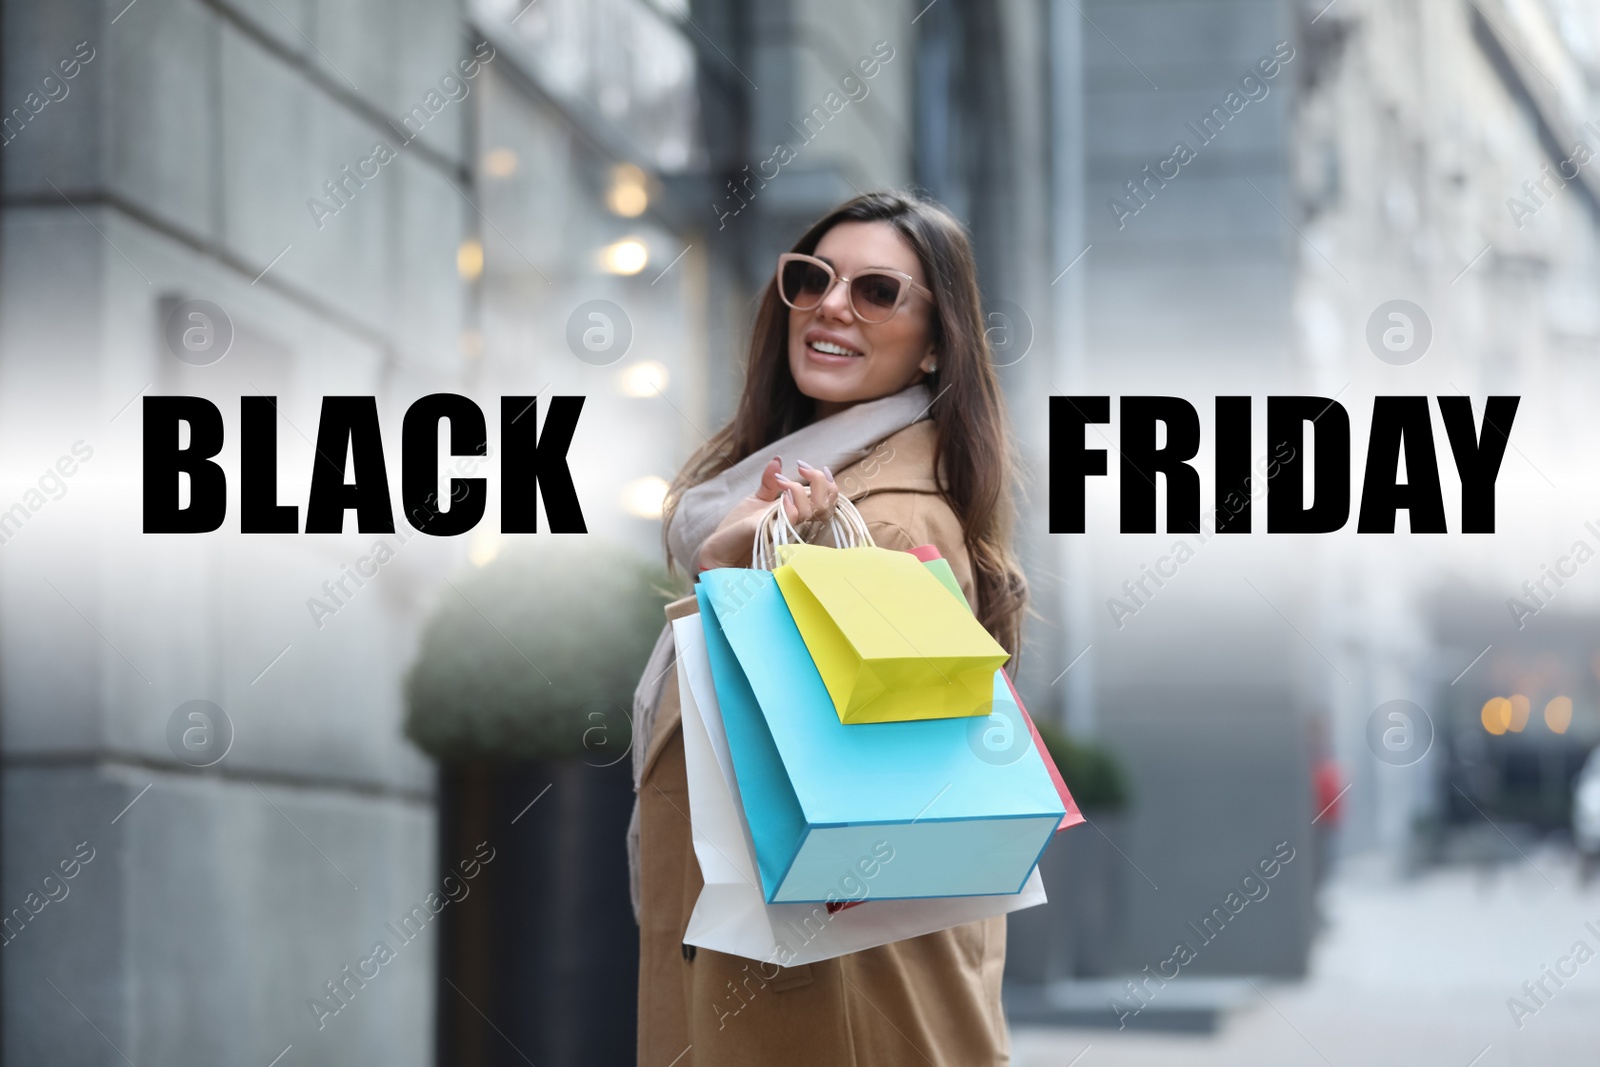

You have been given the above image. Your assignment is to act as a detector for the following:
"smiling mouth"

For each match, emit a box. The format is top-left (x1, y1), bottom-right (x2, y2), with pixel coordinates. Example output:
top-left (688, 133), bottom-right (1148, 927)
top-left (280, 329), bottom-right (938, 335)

top-left (809, 339), bottom-right (863, 358)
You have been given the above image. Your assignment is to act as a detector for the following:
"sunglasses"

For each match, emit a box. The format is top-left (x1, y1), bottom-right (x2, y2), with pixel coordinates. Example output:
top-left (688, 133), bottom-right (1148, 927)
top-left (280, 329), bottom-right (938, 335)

top-left (776, 253), bottom-right (933, 324)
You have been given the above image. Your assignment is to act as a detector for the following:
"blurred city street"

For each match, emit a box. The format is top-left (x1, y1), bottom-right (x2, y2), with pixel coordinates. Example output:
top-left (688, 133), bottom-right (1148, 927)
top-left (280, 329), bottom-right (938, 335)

top-left (5, 0), bottom-right (1600, 1061)
top-left (1017, 848), bottom-right (1600, 1066)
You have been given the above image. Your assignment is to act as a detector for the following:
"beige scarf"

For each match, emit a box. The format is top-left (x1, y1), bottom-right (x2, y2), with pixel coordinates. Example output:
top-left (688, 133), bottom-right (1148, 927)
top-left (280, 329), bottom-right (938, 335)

top-left (625, 382), bottom-right (935, 921)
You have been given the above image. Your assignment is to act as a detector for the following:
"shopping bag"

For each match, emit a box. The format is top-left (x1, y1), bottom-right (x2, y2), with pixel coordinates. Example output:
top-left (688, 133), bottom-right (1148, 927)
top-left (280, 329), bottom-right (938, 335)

top-left (773, 542), bottom-right (1010, 723)
top-left (907, 544), bottom-right (970, 609)
top-left (904, 543), bottom-right (1085, 836)
top-left (697, 567), bottom-right (1064, 903)
top-left (673, 612), bottom-right (1048, 966)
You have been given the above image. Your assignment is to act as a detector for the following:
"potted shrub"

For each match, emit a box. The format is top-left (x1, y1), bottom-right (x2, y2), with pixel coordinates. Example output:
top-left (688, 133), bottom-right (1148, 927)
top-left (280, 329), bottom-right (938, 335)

top-left (405, 538), bottom-right (679, 1066)
top-left (1035, 722), bottom-right (1132, 813)
top-left (1006, 722), bottom-right (1132, 984)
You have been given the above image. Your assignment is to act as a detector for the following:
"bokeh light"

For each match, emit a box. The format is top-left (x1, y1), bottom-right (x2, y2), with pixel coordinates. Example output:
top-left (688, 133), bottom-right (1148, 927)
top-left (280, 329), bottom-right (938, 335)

top-left (623, 476), bottom-right (669, 519)
top-left (1481, 697), bottom-right (1511, 735)
top-left (1544, 695), bottom-right (1573, 734)
top-left (468, 531), bottom-right (501, 568)
top-left (484, 147), bottom-right (519, 178)
top-left (457, 238), bottom-right (485, 280)
top-left (1507, 693), bottom-right (1531, 732)
top-left (600, 238), bottom-right (649, 276)
top-left (620, 361), bottom-right (669, 397)
top-left (607, 163), bottom-right (650, 217)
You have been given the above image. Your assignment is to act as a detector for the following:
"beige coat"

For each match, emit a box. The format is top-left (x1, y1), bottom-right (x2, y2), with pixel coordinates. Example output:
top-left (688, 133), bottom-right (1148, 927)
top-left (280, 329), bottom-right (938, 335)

top-left (636, 419), bottom-right (1011, 1066)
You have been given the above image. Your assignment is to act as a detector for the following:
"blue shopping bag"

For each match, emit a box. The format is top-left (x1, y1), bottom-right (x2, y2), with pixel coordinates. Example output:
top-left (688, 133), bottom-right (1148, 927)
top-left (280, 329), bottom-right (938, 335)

top-left (697, 568), bottom-right (1064, 905)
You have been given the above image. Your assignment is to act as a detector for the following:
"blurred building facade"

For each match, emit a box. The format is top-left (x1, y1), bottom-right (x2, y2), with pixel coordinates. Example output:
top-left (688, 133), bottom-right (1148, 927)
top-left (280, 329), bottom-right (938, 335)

top-left (0, 0), bottom-right (721, 1062)
top-left (1288, 0), bottom-right (1600, 860)
top-left (0, 0), bottom-right (1059, 1062)
top-left (1048, 0), bottom-right (1319, 977)
top-left (0, 1), bottom-right (475, 1062)
top-left (1048, 0), bottom-right (1600, 980)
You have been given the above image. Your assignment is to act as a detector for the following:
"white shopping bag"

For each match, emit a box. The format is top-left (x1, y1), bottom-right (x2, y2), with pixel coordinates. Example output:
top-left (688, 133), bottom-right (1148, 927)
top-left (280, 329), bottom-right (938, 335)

top-left (671, 613), bottom-right (1049, 966)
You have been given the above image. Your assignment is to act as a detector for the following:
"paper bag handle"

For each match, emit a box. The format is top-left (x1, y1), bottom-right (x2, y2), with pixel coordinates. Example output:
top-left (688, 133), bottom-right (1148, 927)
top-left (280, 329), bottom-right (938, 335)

top-left (751, 493), bottom-right (876, 571)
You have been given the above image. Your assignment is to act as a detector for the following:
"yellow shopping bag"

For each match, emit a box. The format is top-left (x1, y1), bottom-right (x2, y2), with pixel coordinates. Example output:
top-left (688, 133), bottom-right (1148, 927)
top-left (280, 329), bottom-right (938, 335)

top-left (772, 542), bottom-right (1010, 723)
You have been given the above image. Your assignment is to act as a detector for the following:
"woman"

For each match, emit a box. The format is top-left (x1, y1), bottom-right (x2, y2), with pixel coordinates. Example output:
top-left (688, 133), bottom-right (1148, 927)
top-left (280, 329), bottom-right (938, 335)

top-left (628, 190), bottom-right (1029, 1066)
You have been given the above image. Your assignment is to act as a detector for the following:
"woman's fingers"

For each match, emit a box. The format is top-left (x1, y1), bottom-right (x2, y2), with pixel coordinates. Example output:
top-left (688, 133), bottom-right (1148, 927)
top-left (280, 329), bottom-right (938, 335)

top-left (762, 459), bottom-right (845, 535)
top-left (796, 461), bottom-right (838, 525)
top-left (755, 456), bottom-right (784, 502)
top-left (813, 463), bottom-right (839, 518)
top-left (776, 474), bottom-right (815, 523)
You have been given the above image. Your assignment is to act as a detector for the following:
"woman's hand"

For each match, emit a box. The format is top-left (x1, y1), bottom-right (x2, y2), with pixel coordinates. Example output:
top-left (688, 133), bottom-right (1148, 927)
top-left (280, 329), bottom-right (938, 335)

top-left (696, 458), bottom-right (839, 572)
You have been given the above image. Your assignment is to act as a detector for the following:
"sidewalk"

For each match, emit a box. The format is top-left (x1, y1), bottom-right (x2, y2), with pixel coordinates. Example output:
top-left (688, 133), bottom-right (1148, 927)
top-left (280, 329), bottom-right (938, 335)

top-left (1013, 848), bottom-right (1600, 1066)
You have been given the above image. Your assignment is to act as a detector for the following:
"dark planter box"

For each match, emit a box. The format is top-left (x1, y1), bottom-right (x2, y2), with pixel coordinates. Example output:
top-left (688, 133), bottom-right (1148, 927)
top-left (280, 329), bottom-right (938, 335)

top-left (1004, 813), bottom-right (1127, 982)
top-left (435, 758), bottom-right (639, 1066)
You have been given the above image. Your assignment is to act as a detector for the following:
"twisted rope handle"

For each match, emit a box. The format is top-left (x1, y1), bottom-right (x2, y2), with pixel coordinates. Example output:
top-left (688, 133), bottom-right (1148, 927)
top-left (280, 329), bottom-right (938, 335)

top-left (751, 493), bottom-right (876, 571)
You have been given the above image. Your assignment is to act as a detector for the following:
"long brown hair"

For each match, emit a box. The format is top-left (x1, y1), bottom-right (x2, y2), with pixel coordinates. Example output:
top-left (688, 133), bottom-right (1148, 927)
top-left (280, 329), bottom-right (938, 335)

top-left (663, 190), bottom-right (1029, 660)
